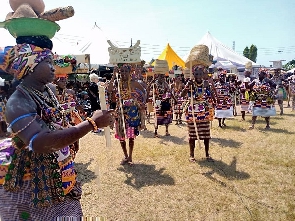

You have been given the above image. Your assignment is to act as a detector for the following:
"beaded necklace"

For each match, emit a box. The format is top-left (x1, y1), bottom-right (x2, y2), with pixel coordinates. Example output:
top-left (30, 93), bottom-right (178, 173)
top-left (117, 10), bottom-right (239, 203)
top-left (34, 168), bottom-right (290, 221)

top-left (20, 84), bottom-right (67, 126)
top-left (191, 81), bottom-right (206, 99)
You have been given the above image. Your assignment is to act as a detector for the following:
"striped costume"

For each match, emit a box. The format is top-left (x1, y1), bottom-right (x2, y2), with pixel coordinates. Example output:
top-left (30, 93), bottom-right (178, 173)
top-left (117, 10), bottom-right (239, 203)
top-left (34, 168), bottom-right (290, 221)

top-left (250, 80), bottom-right (276, 117)
top-left (173, 90), bottom-right (184, 115)
top-left (154, 81), bottom-right (173, 125)
top-left (184, 82), bottom-right (214, 140)
top-left (239, 82), bottom-right (250, 112)
top-left (214, 82), bottom-right (233, 118)
top-left (289, 77), bottom-right (295, 110)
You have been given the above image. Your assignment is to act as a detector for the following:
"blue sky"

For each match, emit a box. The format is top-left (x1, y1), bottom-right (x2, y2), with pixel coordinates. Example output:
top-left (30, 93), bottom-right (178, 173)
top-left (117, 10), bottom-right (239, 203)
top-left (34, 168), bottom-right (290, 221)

top-left (1, 0), bottom-right (294, 66)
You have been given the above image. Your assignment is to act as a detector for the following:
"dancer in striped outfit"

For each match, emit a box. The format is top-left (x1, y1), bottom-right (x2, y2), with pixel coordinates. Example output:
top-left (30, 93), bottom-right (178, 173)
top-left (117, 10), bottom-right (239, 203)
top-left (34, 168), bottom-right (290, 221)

top-left (248, 69), bottom-right (277, 129)
top-left (171, 75), bottom-right (185, 125)
top-left (181, 66), bottom-right (216, 162)
top-left (149, 74), bottom-right (176, 137)
top-left (214, 70), bottom-right (234, 127)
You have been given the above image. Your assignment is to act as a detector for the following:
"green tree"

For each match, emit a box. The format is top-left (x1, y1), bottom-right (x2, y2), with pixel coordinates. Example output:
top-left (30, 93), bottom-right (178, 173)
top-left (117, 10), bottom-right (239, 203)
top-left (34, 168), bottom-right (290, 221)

top-left (283, 59), bottom-right (295, 70)
top-left (249, 44), bottom-right (258, 62)
top-left (243, 47), bottom-right (250, 59)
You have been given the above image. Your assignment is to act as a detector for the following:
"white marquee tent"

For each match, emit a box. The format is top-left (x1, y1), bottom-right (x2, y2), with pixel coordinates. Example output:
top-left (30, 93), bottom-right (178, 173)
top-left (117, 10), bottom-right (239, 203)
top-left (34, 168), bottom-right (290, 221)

top-left (183, 32), bottom-right (259, 69)
top-left (53, 23), bottom-right (116, 66)
top-left (77, 24), bottom-right (112, 65)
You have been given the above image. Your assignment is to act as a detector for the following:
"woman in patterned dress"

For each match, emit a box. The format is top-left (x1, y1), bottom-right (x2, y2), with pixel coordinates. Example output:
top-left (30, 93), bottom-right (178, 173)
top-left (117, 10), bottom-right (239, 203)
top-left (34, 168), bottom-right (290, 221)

top-left (0, 42), bottom-right (113, 220)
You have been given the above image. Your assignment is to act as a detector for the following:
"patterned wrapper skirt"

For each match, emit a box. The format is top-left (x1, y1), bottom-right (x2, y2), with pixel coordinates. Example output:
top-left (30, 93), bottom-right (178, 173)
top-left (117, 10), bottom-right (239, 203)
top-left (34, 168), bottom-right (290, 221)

top-left (115, 121), bottom-right (139, 141)
top-left (173, 102), bottom-right (184, 115)
top-left (187, 121), bottom-right (211, 140)
top-left (156, 110), bottom-right (173, 125)
top-left (0, 181), bottom-right (83, 221)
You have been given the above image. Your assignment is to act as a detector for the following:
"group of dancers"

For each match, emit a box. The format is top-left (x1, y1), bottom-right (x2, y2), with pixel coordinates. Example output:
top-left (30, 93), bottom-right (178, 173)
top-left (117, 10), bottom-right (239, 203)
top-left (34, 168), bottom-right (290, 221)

top-left (81, 64), bottom-right (294, 164)
top-left (1, 63), bottom-right (294, 165)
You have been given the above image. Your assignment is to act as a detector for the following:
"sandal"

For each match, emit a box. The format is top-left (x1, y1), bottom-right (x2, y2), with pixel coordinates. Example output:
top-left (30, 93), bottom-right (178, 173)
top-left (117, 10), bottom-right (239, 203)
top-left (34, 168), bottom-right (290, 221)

top-left (128, 161), bottom-right (134, 166)
top-left (248, 125), bottom-right (254, 130)
top-left (120, 157), bottom-right (129, 165)
top-left (206, 156), bottom-right (214, 162)
top-left (189, 157), bottom-right (196, 163)
top-left (165, 133), bottom-right (170, 136)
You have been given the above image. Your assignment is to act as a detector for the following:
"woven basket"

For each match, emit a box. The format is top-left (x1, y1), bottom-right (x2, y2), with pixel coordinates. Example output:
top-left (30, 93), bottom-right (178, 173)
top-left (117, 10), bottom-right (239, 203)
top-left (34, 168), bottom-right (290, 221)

top-left (185, 45), bottom-right (211, 68)
top-left (245, 61), bottom-right (252, 69)
top-left (54, 65), bottom-right (72, 75)
top-left (154, 59), bottom-right (169, 74)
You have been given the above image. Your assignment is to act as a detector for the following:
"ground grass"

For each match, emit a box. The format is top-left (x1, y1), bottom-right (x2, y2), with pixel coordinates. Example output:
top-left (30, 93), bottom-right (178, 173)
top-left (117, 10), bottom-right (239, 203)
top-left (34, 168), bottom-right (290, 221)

top-left (75, 103), bottom-right (295, 221)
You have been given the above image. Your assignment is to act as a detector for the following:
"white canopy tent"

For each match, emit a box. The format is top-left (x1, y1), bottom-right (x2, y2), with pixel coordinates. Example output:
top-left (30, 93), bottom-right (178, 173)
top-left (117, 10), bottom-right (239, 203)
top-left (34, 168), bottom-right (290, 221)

top-left (53, 23), bottom-right (116, 66)
top-left (183, 32), bottom-right (259, 68)
top-left (78, 23), bottom-right (111, 65)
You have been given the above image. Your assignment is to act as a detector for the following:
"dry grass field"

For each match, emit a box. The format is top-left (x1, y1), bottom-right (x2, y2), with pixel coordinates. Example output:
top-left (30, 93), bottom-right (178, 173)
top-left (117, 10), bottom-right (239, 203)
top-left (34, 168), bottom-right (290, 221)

top-left (76, 103), bottom-right (295, 221)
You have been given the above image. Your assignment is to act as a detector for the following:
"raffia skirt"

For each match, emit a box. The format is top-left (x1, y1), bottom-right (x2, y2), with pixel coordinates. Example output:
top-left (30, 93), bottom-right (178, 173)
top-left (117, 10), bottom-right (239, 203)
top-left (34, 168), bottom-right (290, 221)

top-left (0, 181), bottom-right (83, 221)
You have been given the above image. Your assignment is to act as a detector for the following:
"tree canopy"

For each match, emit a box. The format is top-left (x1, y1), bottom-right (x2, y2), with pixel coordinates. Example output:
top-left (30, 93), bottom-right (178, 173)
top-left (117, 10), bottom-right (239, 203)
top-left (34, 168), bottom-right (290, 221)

top-left (283, 59), bottom-right (295, 71)
top-left (243, 44), bottom-right (257, 62)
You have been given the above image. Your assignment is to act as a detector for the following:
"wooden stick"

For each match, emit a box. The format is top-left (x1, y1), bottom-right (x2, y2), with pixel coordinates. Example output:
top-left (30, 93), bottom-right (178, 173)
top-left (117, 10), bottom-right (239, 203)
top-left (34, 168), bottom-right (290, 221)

top-left (191, 85), bottom-right (202, 149)
top-left (99, 85), bottom-right (111, 148)
top-left (189, 61), bottom-right (201, 149)
top-left (153, 83), bottom-right (157, 128)
top-left (116, 72), bottom-right (127, 138)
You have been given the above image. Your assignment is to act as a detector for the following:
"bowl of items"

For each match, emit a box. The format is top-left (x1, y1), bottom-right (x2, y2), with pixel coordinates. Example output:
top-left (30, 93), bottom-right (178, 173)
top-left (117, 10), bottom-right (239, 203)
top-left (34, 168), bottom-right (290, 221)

top-left (0, 17), bottom-right (60, 39)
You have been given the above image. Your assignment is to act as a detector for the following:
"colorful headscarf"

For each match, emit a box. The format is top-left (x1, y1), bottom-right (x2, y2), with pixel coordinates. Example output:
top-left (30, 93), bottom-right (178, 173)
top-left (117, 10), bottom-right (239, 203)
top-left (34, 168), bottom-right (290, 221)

top-left (0, 44), bottom-right (53, 80)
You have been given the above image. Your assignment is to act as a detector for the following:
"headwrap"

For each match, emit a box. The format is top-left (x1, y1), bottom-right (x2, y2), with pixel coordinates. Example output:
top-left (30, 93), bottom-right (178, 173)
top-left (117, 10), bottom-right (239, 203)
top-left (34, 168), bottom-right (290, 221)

top-left (16, 36), bottom-right (53, 50)
top-left (0, 43), bottom-right (53, 80)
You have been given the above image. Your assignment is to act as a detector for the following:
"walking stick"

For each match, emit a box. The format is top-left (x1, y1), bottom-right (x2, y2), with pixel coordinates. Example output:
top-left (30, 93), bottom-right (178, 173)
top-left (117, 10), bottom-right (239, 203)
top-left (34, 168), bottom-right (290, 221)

top-left (153, 83), bottom-right (158, 129)
top-left (116, 72), bottom-right (127, 139)
top-left (189, 61), bottom-right (202, 149)
top-left (288, 80), bottom-right (291, 107)
top-left (99, 85), bottom-right (111, 147)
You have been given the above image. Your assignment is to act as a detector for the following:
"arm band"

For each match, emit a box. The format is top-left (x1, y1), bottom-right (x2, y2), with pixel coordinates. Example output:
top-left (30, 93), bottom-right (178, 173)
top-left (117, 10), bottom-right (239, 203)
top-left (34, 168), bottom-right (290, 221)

top-left (29, 133), bottom-right (39, 151)
top-left (7, 113), bottom-right (37, 132)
